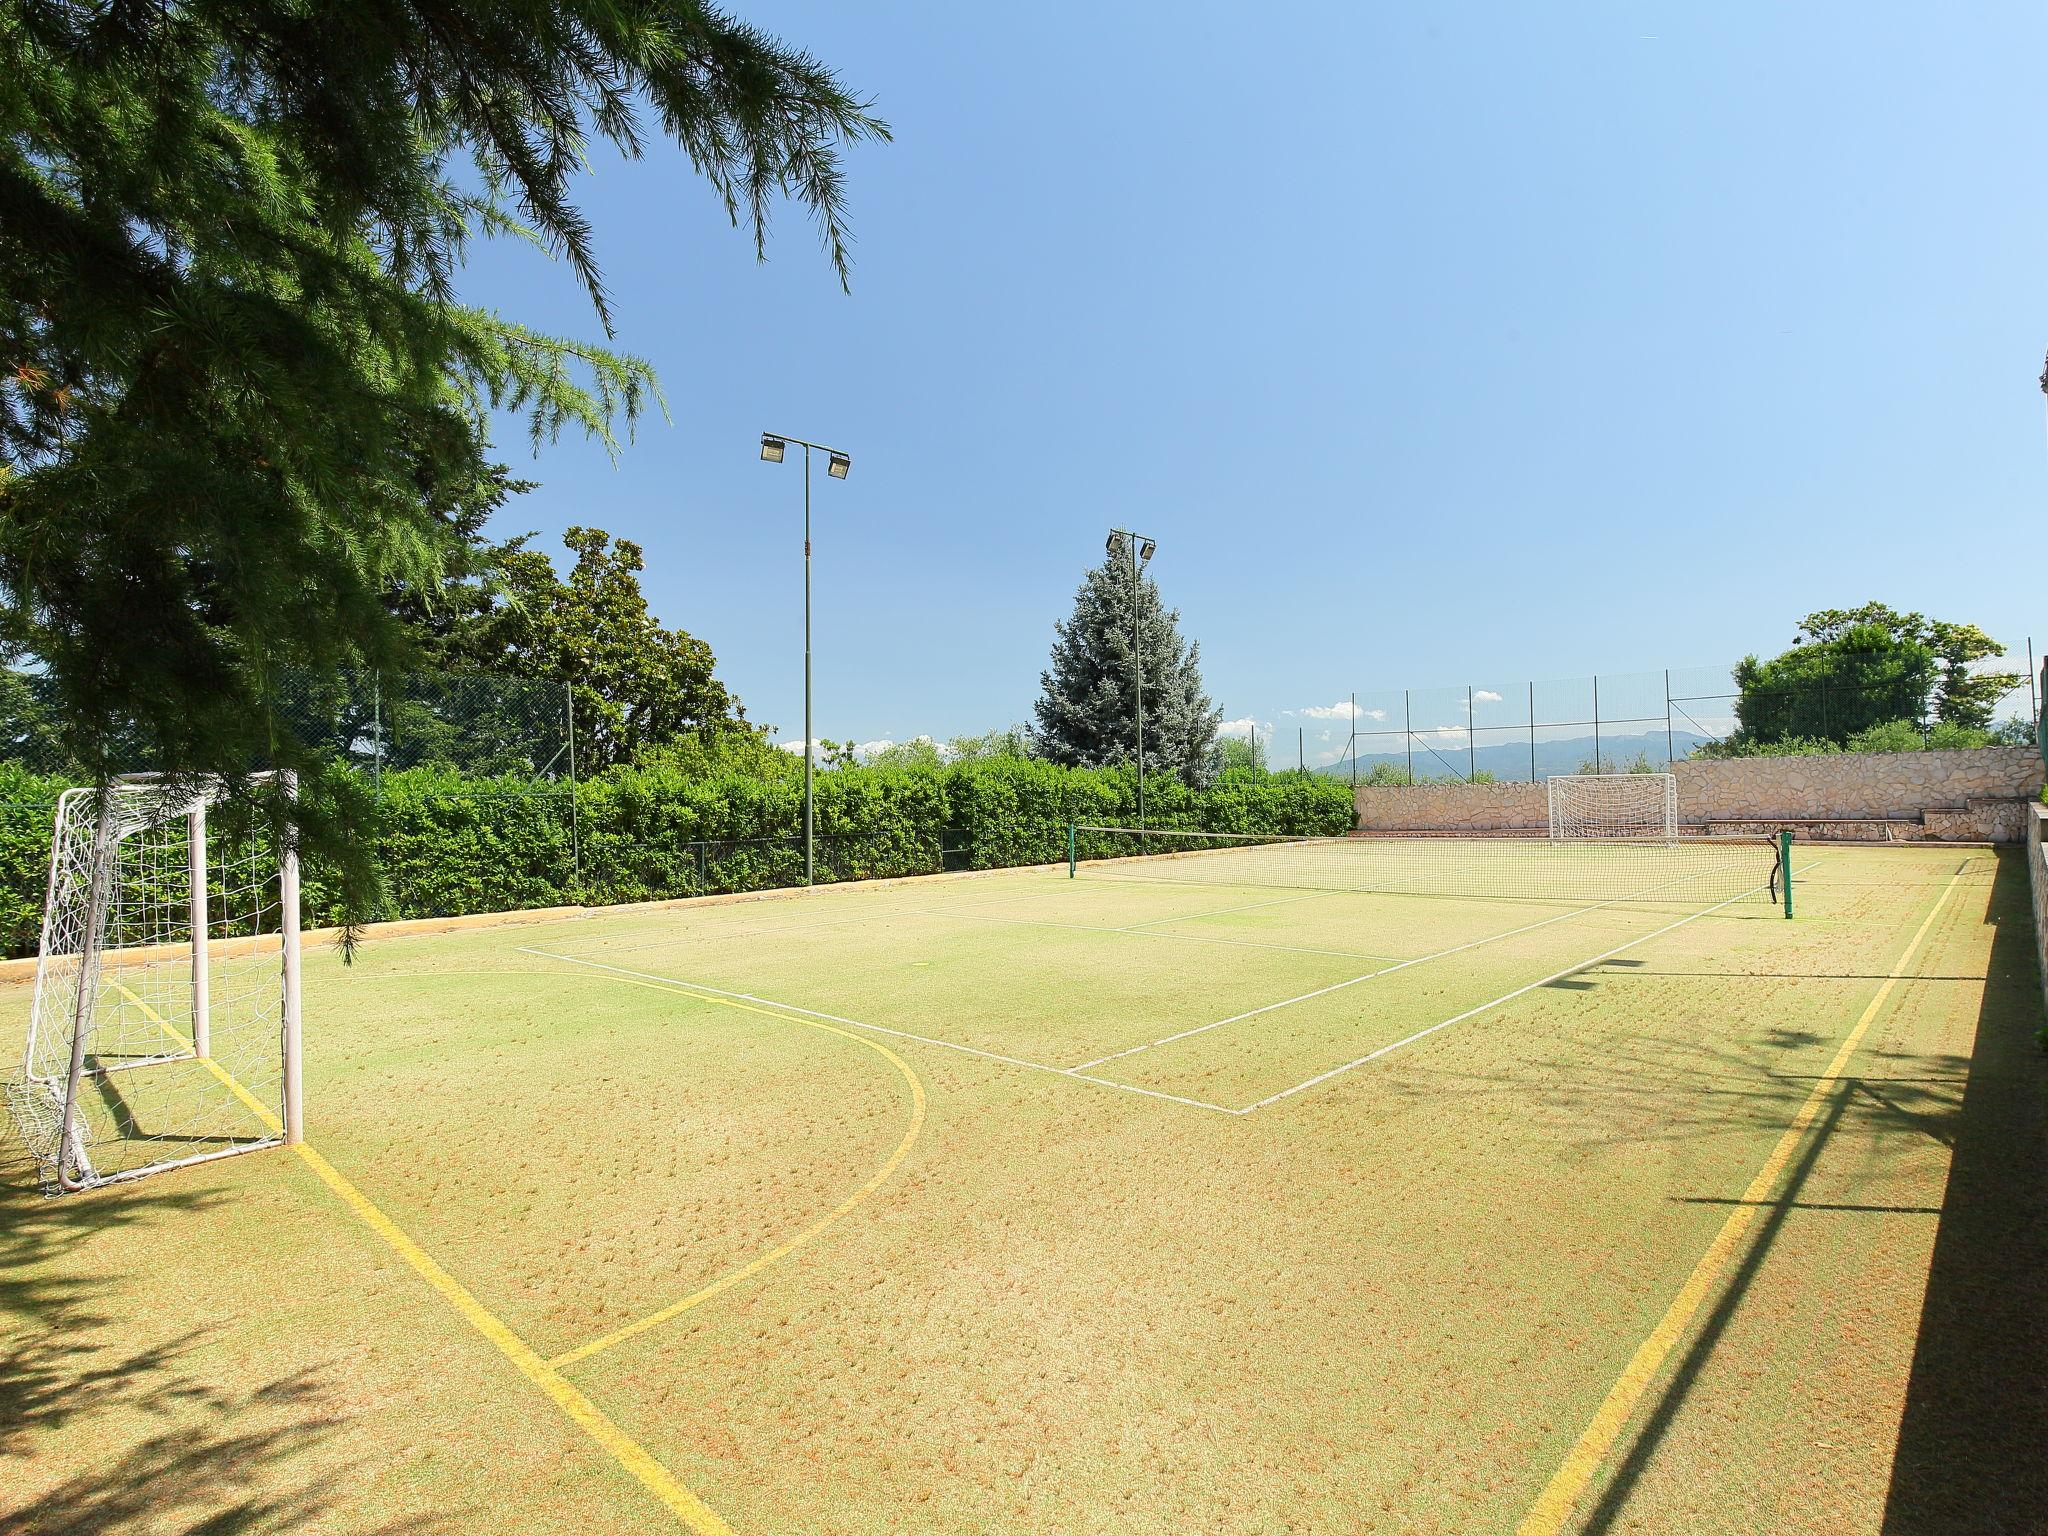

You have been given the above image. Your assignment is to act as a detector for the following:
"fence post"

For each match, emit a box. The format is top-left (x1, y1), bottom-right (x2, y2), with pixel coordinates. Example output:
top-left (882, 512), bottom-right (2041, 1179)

top-left (371, 676), bottom-right (383, 799)
top-left (1404, 690), bottom-right (1413, 784)
top-left (1664, 668), bottom-right (1675, 767)
top-left (565, 685), bottom-right (581, 898)
top-left (1592, 675), bottom-right (1601, 773)
top-left (1467, 685), bottom-right (1475, 782)
top-left (1350, 693), bottom-right (1357, 789)
top-left (1528, 680), bottom-right (1536, 782)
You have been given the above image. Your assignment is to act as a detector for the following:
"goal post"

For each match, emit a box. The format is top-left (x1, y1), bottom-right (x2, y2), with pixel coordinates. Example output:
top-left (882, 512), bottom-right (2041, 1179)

top-left (1546, 772), bottom-right (1678, 842)
top-left (7, 772), bottom-right (302, 1194)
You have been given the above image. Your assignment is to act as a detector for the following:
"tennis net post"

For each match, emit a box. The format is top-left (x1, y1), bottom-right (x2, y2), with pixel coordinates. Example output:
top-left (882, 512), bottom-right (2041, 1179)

top-left (1068, 823), bottom-right (1077, 879)
top-left (1781, 828), bottom-right (1794, 919)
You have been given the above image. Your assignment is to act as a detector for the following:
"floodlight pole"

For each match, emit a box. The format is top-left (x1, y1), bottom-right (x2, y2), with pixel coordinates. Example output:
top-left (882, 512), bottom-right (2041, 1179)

top-left (762, 433), bottom-right (851, 886)
top-left (1109, 528), bottom-right (1156, 830)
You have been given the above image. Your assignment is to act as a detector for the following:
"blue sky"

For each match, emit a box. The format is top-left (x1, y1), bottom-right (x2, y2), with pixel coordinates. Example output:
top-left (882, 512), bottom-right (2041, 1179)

top-left (457, 3), bottom-right (2048, 765)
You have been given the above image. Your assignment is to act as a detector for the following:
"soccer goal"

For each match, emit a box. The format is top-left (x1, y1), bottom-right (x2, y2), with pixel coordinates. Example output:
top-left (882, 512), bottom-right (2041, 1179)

top-left (6, 774), bottom-right (301, 1194)
top-left (1546, 772), bottom-right (1678, 842)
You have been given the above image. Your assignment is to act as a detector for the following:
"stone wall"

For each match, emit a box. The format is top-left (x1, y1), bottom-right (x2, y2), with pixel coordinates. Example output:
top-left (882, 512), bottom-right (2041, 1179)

top-left (1348, 779), bottom-right (1549, 834)
top-left (1352, 746), bottom-right (2045, 843)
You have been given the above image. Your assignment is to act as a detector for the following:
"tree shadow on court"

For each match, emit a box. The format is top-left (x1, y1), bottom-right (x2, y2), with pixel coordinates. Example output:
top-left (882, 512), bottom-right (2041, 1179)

top-left (1570, 1077), bottom-right (1856, 1534)
top-left (0, 1148), bottom-right (458, 1536)
top-left (1879, 852), bottom-right (2048, 1534)
top-left (1552, 848), bottom-right (2048, 1536)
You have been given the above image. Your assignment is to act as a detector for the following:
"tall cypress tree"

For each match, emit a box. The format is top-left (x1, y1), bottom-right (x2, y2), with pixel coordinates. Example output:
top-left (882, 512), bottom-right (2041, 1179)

top-left (1032, 551), bottom-right (1221, 781)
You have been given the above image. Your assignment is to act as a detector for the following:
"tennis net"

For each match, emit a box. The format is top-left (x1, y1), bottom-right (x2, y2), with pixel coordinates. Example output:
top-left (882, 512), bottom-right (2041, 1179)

top-left (1067, 826), bottom-right (1791, 912)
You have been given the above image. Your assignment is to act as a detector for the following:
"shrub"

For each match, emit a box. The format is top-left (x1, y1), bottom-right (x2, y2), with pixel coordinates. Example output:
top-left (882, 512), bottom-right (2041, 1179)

top-left (1843, 719), bottom-right (1997, 754)
top-left (1845, 719), bottom-right (1927, 754)
top-left (0, 757), bottom-right (1359, 956)
top-left (1924, 721), bottom-right (1996, 750)
top-left (1694, 735), bottom-right (1843, 760)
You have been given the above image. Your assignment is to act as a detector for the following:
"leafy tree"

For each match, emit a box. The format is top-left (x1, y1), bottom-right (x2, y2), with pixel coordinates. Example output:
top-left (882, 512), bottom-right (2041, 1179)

top-left (1031, 550), bottom-right (1222, 782)
top-left (0, 2), bottom-right (884, 922)
top-left (1208, 734), bottom-right (1267, 779)
top-left (1770, 605), bottom-right (2020, 732)
top-left (1728, 609), bottom-right (1939, 747)
top-left (1927, 621), bottom-right (2020, 729)
top-left (449, 527), bottom-right (746, 771)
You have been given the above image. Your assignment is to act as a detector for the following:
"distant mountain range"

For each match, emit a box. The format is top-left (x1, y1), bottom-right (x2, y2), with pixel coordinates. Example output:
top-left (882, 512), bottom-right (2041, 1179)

top-left (1306, 728), bottom-right (1717, 781)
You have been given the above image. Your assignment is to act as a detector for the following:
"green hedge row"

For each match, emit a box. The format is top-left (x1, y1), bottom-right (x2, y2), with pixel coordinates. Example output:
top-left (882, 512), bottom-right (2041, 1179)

top-left (0, 759), bottom-right (1357, 954)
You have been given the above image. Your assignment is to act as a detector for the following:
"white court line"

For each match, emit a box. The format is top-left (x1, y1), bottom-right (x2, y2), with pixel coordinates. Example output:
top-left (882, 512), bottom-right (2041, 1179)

top-left (893, 905), bottom-right (1397, 963)
top-left (1068, 853), bottom-right (1796, 1073)
top-left (521, 857), bottom-right (1808, 1118)
top-left (514, 947), bottom-right (1246, 1116)
top-left (1242, 868), bottom-right (1810, 1112)
top-left (1071, 893), bottom-right (1660, 1073)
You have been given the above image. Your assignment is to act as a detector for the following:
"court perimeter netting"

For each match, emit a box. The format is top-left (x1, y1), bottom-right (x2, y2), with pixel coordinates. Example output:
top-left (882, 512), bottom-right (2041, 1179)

top-left (1068, 824), bottom-right (1791, 912)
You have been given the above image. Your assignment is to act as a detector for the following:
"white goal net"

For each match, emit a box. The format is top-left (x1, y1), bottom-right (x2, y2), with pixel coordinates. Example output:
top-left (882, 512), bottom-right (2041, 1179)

top-left (6, 774), bottom-right (301, 1193)
top-left (1546, 772), bottom-right (1678, 842)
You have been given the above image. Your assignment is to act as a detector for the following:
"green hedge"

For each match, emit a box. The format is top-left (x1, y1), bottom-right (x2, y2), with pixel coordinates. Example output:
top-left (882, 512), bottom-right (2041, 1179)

top-left (0, 760), bottom-right (1358, 954)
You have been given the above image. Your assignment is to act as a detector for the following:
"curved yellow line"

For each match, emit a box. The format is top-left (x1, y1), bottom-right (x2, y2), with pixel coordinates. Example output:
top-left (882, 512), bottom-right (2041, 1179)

top-left (547, 974), bottom-right (928, 1370)
top-left (111, 984), bottom-right (735, 1533)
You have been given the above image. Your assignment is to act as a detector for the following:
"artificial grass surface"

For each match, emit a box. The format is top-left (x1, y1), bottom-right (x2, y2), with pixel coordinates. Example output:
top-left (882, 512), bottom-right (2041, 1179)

top-left (3, 841), bottom-right (2042, 1533)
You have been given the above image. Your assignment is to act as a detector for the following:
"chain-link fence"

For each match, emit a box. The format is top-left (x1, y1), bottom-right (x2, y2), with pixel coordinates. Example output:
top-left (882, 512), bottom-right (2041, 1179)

top-left (275, 670), bottom-right (574, 783)
top-left (1316, 648), bottom-right (2038, 784)
top-left (0, 667), bottom-right (576, 783)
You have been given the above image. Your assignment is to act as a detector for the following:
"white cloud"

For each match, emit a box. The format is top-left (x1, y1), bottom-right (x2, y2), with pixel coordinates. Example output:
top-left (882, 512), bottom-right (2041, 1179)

top-left (1217, 716), bottom-right (1272, 739)
top-left (1291, 700), bottom-right (1386, 722)
top-left (776, 738), bottom-right (821, 754)
top-left (1473, 689), bottom-right (1503, 704)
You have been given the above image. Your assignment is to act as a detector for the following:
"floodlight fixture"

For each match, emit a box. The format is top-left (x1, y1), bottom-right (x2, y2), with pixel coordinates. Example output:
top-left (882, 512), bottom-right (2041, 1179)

top-left (758, 430), bottom-right (852, 885)
top-left (1105, 527), bottom-right (1159, 834)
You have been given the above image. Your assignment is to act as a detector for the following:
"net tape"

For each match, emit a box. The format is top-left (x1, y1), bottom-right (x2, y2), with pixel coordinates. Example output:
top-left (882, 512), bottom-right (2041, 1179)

top-left (1070, 826), bottom-right (1783, 909)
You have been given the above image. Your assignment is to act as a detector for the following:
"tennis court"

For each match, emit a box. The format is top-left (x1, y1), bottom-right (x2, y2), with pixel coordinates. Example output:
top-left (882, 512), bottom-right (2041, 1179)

top-left (4, 832), bottom-right (2040, 1535)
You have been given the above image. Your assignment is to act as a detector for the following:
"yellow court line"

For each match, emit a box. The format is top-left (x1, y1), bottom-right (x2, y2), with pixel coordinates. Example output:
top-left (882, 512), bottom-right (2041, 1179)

top-left (109, 985), bottom-right (736, 1535)
top-left (547, 973), bottom-right (928, 1368)
top-left (112, 982), bottom-right (281, 1131)
top-left (289, 1139), bottom-right (734, 1535)
top-left (1514, 863), bottom-right (1970, 1536)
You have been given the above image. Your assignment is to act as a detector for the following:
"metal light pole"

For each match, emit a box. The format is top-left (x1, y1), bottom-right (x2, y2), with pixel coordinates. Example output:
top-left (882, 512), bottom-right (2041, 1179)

top-left (1107, 528), bottom-right (1156, 828)
top-left (761, 433), bottom-right (851, 885)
